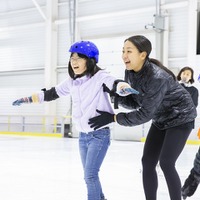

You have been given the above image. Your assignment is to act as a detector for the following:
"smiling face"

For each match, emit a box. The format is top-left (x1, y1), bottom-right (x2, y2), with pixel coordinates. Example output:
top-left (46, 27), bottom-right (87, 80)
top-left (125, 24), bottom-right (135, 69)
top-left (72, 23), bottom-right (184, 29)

top-left (122, 40), bottom-right (147, 72)
top-left (70, 53), bottom-right (87, 75)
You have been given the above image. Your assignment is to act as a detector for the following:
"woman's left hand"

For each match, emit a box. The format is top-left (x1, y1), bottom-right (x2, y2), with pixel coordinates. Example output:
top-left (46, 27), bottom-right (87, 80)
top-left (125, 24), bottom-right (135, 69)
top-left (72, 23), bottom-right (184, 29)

top-left (89, 109), bottom-right (115, 130)
top-left (116, 82), bottom-right (139, 96)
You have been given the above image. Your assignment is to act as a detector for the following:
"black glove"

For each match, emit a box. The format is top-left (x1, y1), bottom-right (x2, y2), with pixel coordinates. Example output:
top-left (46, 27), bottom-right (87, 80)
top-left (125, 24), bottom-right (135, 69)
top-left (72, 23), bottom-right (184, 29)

top-left (88, 109), bottom-right (115, 130)
top-left (181, 169), bottom-right (200, 199)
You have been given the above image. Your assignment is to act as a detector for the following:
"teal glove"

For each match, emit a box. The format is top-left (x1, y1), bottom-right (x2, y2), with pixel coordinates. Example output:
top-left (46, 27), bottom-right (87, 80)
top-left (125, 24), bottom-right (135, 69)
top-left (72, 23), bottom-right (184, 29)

top-left (12, 97), bottom-right (33, 106)
top-left (116, 87), bottom-right (139, 96)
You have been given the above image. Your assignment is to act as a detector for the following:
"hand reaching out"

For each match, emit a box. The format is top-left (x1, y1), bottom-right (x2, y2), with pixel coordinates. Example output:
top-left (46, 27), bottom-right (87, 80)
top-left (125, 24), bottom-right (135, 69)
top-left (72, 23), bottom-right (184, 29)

top-left (12, 97), bottom-right (33, 106)
top-left (12, 94), bottom-right (39, 106)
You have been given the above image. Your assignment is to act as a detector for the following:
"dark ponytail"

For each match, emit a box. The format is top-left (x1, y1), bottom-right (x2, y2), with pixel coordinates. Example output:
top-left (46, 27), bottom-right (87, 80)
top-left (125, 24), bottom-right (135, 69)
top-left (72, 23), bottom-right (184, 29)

top-left (149, 58), bottom-right (176, 80)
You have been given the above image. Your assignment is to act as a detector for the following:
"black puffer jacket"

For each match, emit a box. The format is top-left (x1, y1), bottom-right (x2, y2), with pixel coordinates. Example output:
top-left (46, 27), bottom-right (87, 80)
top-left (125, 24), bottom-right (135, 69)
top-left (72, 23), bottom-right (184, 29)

top-left (116, 60), bottom-right (197, 130)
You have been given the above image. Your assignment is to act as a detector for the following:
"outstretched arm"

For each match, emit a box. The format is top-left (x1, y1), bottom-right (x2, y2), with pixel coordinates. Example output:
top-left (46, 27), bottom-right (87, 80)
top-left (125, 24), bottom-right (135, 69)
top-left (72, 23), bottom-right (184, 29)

top-left (12, 87), bottom-right (59, 106)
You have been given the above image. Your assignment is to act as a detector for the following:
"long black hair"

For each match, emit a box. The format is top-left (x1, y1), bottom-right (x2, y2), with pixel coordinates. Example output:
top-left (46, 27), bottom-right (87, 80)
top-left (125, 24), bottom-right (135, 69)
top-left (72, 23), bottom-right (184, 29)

top-left (149, 58), bottom-right (176, 80)
top-left (68, 53), bottom-right (102, 79)
top-left (125, 35), bottom-right (176, 80)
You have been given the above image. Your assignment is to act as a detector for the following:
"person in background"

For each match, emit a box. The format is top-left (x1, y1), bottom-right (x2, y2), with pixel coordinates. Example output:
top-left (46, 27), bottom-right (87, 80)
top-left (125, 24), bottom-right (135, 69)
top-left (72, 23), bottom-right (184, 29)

top-left (12, 40), bottom-right (133, 200)
top-left (177, 67), bottom-right (198, 107)
top-left (177, 66), bottom-right (200, 199)
top-left (88, 35), bottom-right (197, 200)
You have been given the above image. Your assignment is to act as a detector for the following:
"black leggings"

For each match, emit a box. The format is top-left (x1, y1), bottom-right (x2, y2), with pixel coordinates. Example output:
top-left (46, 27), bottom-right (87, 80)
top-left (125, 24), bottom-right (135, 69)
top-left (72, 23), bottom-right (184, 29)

top-left (142, 123), bottom-right (192, 200)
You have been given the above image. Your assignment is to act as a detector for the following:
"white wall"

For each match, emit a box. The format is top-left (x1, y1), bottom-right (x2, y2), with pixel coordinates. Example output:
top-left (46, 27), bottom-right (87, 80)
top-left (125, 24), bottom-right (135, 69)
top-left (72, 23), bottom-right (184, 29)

top-left (0, 0), bottom-right (199, 140)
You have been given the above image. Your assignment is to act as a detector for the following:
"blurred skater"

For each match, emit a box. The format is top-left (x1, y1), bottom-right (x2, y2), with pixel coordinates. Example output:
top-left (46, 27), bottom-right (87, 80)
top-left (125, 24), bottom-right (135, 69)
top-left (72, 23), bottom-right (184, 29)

top-left (177, 66), bottom-right (200, 199)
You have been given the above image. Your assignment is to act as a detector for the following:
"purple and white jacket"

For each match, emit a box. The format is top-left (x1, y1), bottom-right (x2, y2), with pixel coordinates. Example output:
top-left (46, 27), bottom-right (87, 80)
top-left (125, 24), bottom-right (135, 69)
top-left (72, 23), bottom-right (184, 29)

top-left (38, 70), bottom-right (116, 133)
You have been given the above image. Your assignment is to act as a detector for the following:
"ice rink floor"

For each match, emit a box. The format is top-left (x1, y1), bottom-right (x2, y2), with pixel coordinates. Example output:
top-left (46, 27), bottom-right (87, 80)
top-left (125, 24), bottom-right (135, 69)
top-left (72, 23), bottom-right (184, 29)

top-left (0, 134), bottom-right (199, 200)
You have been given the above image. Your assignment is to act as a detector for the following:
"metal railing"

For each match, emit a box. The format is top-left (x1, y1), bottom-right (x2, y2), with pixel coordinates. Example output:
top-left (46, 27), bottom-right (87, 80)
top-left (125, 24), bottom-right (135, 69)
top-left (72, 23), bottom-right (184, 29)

top-left (0, 114), bottom-right (71, 137)
top-left (0, 115), bottom-right (200, 141)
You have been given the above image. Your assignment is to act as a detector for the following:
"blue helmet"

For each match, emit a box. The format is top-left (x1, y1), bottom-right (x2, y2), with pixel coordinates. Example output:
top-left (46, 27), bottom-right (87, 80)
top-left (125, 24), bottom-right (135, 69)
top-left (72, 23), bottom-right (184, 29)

top-left (69, 41), bottom-right (99, 63)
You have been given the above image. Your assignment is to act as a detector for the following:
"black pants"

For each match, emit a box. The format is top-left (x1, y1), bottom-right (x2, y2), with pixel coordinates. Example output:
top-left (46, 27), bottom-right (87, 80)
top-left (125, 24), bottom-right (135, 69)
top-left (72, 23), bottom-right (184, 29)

top-left (142, 123), bottom-right (192, 200)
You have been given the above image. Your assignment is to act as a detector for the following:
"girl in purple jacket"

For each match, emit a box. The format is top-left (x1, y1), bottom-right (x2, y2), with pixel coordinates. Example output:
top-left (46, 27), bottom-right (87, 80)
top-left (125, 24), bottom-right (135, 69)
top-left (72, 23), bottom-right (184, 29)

top-left (12, 41), bottom-right (134, 200)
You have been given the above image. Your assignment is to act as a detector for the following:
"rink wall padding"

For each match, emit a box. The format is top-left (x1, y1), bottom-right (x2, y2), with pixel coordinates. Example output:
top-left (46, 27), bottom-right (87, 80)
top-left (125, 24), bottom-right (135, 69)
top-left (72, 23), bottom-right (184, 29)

top-left (0, 131), bottom-right (62, 138)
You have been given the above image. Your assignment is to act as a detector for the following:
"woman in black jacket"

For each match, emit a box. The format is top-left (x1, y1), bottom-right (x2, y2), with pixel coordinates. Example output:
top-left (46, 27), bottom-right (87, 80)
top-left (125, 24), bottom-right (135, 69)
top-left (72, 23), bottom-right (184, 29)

top-left (89, 35), bottom-right (197, 200)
